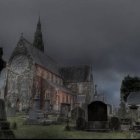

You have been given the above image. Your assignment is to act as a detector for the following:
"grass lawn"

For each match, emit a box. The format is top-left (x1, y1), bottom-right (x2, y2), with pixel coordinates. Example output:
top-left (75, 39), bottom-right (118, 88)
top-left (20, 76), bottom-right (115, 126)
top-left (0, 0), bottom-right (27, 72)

top-left (7, 115), bottom-right (138, 139)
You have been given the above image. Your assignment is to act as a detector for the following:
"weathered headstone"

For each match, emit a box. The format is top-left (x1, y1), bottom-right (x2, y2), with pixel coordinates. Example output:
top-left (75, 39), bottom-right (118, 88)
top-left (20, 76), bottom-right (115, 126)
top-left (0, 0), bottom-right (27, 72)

top-left (0, 48), bottom-right (15, 138)
top-left (57, 103), bottom-right (71, 123)
top-left (6, 102), bottom-right (16, 117)
top-left (86, 101), bottom-right (110, 131)
top-left (0, 48), bottom-right (6, 72)
top-left (27, 94), bottom-right (44, 124)
top-left (44, 99), bottom-right (50, 113)
top-left (76, 117), bottom-right (86, 130)
top-left (71, 107), bottom-right (85, 120)
top-left (0, 99), bottom-right (15, 138)
top-left (88, 101), bottom-right (107, 121)
top-left (120, 118), bottom-right (131, 131)
top-left (60, 103), bottom-right (71, 117)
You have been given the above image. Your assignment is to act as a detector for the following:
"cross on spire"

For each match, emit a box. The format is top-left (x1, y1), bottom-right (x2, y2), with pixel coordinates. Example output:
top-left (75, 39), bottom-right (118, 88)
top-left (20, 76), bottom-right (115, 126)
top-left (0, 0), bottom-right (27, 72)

top-left (95, 84), bottom-right (98, 95)
top-left (33, 16), bottom-right (44, 52)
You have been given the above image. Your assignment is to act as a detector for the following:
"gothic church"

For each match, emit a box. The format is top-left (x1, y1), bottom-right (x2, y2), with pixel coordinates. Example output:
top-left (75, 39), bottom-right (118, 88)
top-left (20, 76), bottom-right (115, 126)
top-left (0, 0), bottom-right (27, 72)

top-left (4, 18), bottom-right (94, 113)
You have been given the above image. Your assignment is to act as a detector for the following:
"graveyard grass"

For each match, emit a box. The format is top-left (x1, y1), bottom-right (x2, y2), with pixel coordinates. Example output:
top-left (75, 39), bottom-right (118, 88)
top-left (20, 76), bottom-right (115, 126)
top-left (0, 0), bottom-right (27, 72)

top-left (7, 115), bottom-right (138, 139)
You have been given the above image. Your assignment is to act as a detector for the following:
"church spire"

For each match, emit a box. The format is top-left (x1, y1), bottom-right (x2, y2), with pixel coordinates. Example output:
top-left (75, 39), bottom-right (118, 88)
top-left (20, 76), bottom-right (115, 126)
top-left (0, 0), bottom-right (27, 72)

top-left (94, 84), bottom-right (98, 96)
top-left (33, 16), bottom-right (44, 52)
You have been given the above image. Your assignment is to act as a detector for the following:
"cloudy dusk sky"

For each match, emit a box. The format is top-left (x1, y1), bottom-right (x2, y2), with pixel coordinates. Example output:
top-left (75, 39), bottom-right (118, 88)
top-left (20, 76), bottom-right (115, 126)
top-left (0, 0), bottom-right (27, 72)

top-left (1, 0), bottom-right (140, 107)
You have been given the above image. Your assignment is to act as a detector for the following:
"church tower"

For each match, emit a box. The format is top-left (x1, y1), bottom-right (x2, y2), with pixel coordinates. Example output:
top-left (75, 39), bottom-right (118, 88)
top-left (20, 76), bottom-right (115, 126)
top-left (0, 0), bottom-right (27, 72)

top-left (33, 17), bottom-right (44, 52)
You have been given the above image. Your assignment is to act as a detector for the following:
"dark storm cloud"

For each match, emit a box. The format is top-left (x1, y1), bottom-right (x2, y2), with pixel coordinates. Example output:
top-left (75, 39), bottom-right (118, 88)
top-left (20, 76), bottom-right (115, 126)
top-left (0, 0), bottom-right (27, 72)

top-left (1, 0), bottom-right (140, 107)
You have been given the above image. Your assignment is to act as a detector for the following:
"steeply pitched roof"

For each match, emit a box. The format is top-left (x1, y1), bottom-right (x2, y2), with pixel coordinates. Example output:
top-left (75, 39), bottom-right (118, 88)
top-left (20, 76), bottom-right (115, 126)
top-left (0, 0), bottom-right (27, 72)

top-left (33, 17), bottom-right (44, 52)
top-left (127, 92), bottom-right (140, 105)
top-left (10, 37), bottom-right (60, 76)
top-left (60, 65), bottom-right (93, 82)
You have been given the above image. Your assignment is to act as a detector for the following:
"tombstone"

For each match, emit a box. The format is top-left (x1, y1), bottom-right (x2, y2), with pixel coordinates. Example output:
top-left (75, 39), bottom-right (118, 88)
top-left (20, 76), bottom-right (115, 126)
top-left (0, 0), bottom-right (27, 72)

top-left (120, 118), bottom-right (131, 131)
top-left (129, 105), bottom-right (138, 124)
top-left (0, 99), bottom-right (15, 138)
top-left (0, 48), bottom-right (15, 138)
top-left (76, 117), bottom-right (86, 130)
top-left (6, 101), bottom-right (16, 117)
top-left (43, 99), bottom-right (50, 118)
top-left (88, 101), bottom-right (107, 121)
top-left (71, 107), bottom-right (85, 120)
top-left (60, 103), bottom-right (71, 117)
top-left (28, 94), bottom-right (44, 123)
top-left (6, 107), bottom-right (16, 117)
top-left (0, 48), bottom-right (6, 72)
top-left (44, 99), bottom-right (50, 113)
top-left (57, 103), bottom-right (71, 123)
top-left (86, 101), bottom-right (109, 131)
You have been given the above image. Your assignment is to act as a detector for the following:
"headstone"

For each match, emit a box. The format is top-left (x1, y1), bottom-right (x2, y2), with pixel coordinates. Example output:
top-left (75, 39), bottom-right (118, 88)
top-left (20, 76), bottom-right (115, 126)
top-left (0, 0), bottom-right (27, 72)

top-left (27, 94), bottom-right (44, 124)
top-left (60, 103), bottom-right (71, 117)
top-left (0, 99), bottom-right (15, 138)
top-left (6, 106), bottom-right (16, 117)
top-left (88, 101), bottom-right (107, 121)
top-left (86, 101), bottom-right (109, 131)
top-left (0, 99), bottom-right (6, 120)
top-left (76, 117), bottom-right (86, 130)
top-left (71, 107), bottom-right (85, 120)
top-left (57, 103), bottom-right (71, 123)
top-left (44, 99), bottom-right (50, 113)
top-left (0, 48), bottom-right (6, 72)
top-left (0, 48), bottom-right (15, 138)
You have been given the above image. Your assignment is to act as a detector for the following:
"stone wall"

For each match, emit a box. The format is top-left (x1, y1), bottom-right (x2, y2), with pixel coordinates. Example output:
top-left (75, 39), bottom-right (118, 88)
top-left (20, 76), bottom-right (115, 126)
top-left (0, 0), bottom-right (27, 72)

top-left (64, 82), bottom-right (94, 106)
top-left (6, 55), bottom-right (34, 112)
top-left (32, 65), bottom-right (76, 112)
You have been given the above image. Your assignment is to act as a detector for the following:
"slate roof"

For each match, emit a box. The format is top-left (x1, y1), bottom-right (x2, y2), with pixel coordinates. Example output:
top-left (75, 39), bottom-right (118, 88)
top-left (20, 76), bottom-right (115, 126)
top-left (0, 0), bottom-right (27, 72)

top-left (127, 92), bottom-right (140, 105)
top-left (60, 65), bottom-right (92, 82)
top-left (12, 37), bottom-right (60, 76)
top-left (10, 37), bottom-right (93, 82)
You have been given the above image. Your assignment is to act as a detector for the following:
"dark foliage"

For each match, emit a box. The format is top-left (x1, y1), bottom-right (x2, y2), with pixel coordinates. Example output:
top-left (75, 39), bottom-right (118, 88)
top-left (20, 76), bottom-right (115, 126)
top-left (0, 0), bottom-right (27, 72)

top-left (109, 117), bottom-right (120, 131)
top-left (121, 75), bottom-right (140, 101)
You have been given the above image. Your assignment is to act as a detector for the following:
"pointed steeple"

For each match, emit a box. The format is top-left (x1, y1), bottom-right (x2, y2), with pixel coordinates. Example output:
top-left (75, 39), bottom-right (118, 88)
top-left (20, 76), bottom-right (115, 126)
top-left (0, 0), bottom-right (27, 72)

top-left (94, 84), bottom-right (98, 96)
top-left (33, 16), bottom-right (44, 52)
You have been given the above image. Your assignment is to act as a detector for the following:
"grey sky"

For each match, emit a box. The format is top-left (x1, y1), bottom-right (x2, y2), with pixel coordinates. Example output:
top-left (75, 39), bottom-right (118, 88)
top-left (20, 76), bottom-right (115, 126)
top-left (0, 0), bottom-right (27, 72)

top-left (1, 0), bottom-right (140, 107)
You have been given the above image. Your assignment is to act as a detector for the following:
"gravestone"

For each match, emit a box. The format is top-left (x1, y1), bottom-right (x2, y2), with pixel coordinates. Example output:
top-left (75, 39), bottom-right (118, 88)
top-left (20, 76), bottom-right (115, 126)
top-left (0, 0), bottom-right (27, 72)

top-left (6, 101), bottom-right (16, 117)
top-left (60, 103), bottom-right (71, 117)
top-left (88, 101), bottom-right (107, 121)
top-left (44, 99), bottom-right (50, 113)
top-left (71, 107), bottom-right (85, 120)
top-left (29, 95), bottom-right (44, 121)
top-left (0, 99), bottom-right (15, 138)
top-left (86, 101), bottom-right (109, 131)
top-left (120, 118), bottom-right (131, 131)
top-left (43, 99), bottom-right (50, 118)
top-left (57, 103), bottom-right (71, 123)
top-left (0, 48), bottom-right (6, 72)
top-left (76, 117), bottom-right (86, 130)
top-left (0, 48), bottom-right (15, 138)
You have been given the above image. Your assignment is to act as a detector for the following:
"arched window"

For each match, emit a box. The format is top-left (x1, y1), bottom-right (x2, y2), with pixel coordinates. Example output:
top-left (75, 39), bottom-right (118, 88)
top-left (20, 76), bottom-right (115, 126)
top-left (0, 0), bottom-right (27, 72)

top-left (66, 95), bottom-right (68, 103)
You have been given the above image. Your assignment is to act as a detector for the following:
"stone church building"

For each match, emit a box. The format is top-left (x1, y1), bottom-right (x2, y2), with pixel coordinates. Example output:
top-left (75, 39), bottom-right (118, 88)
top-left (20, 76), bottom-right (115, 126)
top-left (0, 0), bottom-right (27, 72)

top-left (4, 18), bottom-right (94, 114)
